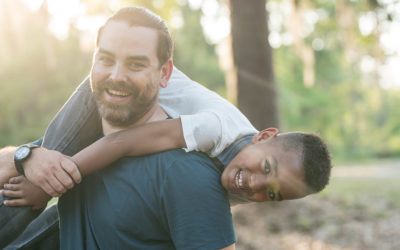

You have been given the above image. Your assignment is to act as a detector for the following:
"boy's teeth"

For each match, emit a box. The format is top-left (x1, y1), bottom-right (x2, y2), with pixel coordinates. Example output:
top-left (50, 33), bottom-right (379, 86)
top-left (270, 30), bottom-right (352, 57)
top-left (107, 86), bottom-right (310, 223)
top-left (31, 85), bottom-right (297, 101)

top-left (236, 170), bottom-right (243, 188)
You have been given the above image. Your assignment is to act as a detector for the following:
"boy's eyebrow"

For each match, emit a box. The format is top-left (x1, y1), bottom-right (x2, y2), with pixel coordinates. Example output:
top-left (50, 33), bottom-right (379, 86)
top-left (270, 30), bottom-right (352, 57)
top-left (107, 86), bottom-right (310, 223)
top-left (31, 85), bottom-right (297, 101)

top-left (272, 157), bottom-right (283, 200)
top-left (272, 156), bottom-right (278, 177)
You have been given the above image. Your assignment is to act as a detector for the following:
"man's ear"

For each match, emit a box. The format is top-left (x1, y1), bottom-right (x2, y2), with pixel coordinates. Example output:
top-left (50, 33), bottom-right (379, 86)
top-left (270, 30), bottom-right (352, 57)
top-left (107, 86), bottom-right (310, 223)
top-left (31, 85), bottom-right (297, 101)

top-left (159, 59), bottom-right (173, 88)
top-left (252, 128), bottom-right (279, 143)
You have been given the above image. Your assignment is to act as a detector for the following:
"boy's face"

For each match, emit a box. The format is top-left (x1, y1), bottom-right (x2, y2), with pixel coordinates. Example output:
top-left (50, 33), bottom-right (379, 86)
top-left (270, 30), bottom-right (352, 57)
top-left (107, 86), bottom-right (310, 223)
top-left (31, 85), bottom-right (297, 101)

top-left (221, 128), bottom-right (310, 202)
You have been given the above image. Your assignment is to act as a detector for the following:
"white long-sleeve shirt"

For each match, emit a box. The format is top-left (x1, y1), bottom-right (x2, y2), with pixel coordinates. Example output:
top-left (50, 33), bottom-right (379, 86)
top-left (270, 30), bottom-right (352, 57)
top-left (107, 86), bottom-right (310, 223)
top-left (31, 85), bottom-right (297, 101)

top-left (159, 67), bottom-right (258, 157)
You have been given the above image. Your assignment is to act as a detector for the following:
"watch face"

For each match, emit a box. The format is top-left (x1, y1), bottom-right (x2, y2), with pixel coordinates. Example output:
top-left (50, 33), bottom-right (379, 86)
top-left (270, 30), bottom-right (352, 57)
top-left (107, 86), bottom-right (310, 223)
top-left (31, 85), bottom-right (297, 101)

top-left (15, 146), bottom-right (30, 160)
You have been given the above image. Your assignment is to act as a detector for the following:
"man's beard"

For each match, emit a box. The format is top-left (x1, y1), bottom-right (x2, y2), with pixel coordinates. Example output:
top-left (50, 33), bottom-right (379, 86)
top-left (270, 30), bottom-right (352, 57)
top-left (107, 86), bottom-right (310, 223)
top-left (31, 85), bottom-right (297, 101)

top-left (92, 79), bottom-right (158, 127)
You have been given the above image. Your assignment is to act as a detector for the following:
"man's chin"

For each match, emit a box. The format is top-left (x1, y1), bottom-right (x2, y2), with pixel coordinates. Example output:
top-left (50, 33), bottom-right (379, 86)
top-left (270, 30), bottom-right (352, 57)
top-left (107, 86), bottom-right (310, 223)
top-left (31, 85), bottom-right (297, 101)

top-left (99, 106), bottom-right (133, 127)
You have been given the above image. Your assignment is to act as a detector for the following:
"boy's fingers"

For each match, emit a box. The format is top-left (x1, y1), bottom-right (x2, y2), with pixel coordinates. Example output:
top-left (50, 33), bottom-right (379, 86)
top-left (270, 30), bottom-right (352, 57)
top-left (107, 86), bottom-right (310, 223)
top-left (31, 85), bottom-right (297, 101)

top-left (61, 158), bottom-right (82, 184)
top-left (32, 204), bottom-right (46, 210)
top-left (3, 198), bottom-right (28, 207)
top-left (8, 175), bottom-right (25, 184)
top-left (1, 189), bottom-right (22, 198)
top-left (3, 184), bottom-right (19, 191)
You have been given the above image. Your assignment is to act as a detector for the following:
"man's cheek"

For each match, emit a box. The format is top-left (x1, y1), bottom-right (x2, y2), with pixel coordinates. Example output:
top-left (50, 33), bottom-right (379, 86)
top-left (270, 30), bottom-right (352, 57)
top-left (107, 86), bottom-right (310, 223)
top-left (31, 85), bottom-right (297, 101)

top-left (132, 71), bottom-right (154, 88)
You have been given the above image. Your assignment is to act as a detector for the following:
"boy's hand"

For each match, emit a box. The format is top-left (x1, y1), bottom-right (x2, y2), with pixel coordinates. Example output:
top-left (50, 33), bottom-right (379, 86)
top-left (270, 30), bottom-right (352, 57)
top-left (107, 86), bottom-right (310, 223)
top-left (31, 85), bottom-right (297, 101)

top-left (23, 147), bottom-right (82, 197)
top-left (0, 175), bottom-right (51, 210)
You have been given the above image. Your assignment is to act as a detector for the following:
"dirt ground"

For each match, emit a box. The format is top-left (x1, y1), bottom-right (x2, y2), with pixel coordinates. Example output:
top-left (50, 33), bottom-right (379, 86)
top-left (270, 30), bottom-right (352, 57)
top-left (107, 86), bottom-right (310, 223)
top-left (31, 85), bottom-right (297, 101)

top-left (232, 161), bottom-right (400, 250)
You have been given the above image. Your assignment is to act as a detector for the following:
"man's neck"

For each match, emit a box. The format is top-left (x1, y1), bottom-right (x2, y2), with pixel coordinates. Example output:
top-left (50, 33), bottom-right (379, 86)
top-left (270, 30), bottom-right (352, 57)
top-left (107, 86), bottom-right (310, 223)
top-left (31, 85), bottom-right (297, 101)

top-left (102, 104), bottom-right (168, 135)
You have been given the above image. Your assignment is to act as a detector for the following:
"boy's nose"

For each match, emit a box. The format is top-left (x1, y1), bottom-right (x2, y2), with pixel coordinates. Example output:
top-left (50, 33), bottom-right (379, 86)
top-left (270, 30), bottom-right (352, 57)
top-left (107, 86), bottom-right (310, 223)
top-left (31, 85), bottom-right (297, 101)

top-left (249, 174), bottom-right (268, 192)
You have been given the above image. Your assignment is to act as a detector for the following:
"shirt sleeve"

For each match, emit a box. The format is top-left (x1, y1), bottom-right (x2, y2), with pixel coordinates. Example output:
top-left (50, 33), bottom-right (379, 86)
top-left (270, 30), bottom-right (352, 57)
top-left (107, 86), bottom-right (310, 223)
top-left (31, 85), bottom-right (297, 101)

top-left (159, 67), bottom-right (258, 157)
top-left (161, 156), bottom-right (236, 250)
top-left (29, 138), bottom-right (43, 146)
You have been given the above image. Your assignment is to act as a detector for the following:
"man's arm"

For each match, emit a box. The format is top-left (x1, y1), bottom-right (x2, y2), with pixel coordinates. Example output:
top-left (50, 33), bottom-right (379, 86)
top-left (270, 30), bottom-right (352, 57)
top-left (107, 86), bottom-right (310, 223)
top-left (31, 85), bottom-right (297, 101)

top-left (0, 147), bottom-right (18, 187)
top-left (10, 78), bottom-right (95, 198)
top-left (23, 147), bottom-right (80, 197)
top-left (0, 144), bottom-right (79, 197)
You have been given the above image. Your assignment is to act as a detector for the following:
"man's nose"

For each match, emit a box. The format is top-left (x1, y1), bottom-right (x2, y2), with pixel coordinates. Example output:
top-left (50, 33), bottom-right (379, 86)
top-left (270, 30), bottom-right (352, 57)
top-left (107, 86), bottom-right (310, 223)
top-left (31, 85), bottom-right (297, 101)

top-left (110, 63), bottom-right (127, 83)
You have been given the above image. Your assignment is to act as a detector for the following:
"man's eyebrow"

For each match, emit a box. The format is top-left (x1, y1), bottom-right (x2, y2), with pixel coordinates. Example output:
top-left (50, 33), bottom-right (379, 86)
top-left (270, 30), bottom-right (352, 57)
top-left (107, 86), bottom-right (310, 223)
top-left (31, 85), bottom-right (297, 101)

top-left (97, 48), bottom-right (113, 56)
top-left (126, 55), bottom-right (150, 63)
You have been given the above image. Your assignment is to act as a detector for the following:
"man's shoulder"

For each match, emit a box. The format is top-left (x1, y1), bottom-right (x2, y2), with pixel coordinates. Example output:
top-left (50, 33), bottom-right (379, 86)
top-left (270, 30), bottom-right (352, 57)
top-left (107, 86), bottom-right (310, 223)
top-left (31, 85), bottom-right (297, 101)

top-left (164, 150), bottom-right (219, 172)
top-left (161, 151), bottom-right (225, 192)
top-left (116, 149), bottom-right (218, 173)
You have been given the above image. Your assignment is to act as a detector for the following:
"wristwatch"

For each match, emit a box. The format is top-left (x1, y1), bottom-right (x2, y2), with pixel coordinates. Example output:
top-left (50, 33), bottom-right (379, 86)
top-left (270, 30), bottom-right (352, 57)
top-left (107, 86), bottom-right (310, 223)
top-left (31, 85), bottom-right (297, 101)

top-left (14, 144), bottom-right (39, 176)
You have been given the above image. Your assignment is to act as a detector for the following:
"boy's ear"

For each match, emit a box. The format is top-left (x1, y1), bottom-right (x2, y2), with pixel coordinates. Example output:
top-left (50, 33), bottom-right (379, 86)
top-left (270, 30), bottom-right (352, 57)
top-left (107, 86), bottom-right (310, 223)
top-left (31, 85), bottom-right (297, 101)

top-left (252, 128), bottom-right (279, 143)
top-left (159, 59), bottom-right (173, 88)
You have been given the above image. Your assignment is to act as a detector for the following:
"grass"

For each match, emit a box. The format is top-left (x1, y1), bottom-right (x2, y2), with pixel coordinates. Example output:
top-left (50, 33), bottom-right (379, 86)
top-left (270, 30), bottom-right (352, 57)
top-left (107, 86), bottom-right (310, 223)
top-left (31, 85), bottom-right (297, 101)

top-left (47, 197), bottom-right (58, 208)
top-left (320, 176), bottom-right (400, 208)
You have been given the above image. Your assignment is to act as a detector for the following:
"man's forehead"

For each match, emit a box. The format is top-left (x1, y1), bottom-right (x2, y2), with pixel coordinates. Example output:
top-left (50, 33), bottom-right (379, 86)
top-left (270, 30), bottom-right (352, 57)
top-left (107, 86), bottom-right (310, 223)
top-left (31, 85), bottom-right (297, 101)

top-left (100, 21), bottom-right (158, 46)
top-left (98, 21), bottom-right (159, 61)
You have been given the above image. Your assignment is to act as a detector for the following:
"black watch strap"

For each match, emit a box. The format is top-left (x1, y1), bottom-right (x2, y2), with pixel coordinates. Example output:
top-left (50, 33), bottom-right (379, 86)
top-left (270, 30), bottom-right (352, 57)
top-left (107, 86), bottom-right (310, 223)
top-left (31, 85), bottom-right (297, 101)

top-left (15, 159), bottom-right (26, 176)
top-left (14, 144), bottom-right (39, 176)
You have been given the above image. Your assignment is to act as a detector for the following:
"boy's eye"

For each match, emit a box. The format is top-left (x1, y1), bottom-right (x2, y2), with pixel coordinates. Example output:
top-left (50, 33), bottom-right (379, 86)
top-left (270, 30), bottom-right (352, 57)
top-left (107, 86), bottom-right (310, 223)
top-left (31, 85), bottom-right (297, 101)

top-left (268, 188), bottom-right (275, 200)
top-left (264, 161), bottom-right (271, 174)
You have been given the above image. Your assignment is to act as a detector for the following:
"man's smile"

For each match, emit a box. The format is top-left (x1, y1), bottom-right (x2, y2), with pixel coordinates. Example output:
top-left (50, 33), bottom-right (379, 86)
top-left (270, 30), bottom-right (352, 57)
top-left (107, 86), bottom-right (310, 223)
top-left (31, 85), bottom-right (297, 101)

top-left (104, 88), bottom-right (132, 103)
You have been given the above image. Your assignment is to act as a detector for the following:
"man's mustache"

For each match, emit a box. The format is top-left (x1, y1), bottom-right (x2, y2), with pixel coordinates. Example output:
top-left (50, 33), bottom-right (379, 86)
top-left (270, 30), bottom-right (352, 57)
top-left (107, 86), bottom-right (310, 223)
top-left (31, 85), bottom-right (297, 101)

top-left (96, 80), bottom-right (140, 98)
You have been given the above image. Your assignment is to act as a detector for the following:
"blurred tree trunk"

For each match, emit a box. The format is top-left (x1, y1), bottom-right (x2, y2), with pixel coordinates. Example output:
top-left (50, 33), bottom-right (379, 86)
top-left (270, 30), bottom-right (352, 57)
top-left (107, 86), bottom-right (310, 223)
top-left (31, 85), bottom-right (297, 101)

top-left (227, 0), bottom-right (279, 130)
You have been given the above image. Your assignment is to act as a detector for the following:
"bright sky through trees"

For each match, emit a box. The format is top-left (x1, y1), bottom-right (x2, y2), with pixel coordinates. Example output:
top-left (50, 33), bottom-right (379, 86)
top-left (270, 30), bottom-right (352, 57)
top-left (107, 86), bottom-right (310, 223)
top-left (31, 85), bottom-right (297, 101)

top-left (20, 0), bottom-right (400, 89)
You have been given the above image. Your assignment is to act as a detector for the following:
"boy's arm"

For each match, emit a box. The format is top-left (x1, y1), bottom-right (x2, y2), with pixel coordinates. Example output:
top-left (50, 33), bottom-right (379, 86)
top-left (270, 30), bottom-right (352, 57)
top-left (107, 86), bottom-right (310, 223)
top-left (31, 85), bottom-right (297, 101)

top-left (160, 67), bottom-right (258, 157)
top-left (23, 67), bottom-right (257, 196)
top-left (73, 118), bottom-right (186, 176)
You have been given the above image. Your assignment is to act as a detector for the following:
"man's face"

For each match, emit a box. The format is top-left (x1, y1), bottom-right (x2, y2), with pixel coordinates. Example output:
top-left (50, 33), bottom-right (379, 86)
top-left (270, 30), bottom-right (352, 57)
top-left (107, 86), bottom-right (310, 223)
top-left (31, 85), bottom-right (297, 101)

top-left (91, 20), bottom-right (167, 126)
top-left (221, 129), bottom-right (310, 202)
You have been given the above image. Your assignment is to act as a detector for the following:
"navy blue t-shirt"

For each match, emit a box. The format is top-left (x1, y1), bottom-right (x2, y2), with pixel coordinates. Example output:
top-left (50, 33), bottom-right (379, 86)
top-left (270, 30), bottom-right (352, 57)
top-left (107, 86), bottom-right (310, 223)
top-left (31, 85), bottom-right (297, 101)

top-left (58, 149), bottom-right (235, 250)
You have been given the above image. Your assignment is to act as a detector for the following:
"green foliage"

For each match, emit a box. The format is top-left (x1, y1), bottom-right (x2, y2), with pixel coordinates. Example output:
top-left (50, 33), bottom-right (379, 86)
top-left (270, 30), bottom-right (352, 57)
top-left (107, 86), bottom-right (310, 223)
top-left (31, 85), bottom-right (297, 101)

top-left (272, 0), bottom-right (400, 161)
top-left (1, 0), bottom-right (400, 163)
top-left (172, 3), bottom-right (226, 95)
top-left (0, 3), bottom-right (91, 146)
top-left (323, 176), bottom-right (400, 208)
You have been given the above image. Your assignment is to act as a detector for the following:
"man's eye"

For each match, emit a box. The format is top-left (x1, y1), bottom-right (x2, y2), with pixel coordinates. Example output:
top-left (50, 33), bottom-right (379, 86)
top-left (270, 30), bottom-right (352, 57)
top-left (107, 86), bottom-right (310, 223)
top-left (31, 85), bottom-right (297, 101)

top-left (268, 188), bottom-right (275, 200)
top-left (264, 161), bottom-right (271, 174)
top-left (99, 57), bottom-right (113, 65)
top-left (128, 62), bottom-right (145, 71)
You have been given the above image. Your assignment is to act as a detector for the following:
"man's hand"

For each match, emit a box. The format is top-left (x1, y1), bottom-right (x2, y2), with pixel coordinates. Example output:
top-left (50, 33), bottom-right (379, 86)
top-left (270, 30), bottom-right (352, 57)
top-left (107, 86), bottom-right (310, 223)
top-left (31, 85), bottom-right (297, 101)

top-left (23, 147), bottom-right (82, 197)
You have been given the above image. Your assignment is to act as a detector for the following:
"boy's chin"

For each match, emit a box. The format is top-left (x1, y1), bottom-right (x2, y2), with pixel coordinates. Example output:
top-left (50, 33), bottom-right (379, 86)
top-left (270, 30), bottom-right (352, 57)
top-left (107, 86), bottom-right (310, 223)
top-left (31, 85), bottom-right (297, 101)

top-left (228, 192), bottom-right (252, 206)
